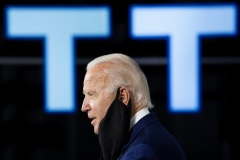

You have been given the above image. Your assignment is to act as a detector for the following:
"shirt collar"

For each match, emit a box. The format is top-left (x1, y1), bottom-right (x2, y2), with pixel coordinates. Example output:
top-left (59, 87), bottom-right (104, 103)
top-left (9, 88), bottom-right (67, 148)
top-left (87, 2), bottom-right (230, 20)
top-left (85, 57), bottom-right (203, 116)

top-left (129, 107), bottom-right (150, 130)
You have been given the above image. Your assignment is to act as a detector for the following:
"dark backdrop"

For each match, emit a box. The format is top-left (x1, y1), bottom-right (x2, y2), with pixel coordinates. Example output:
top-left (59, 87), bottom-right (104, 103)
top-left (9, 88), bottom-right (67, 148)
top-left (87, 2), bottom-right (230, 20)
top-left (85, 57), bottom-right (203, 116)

top-left (0, 0), bottom-right (239, 160)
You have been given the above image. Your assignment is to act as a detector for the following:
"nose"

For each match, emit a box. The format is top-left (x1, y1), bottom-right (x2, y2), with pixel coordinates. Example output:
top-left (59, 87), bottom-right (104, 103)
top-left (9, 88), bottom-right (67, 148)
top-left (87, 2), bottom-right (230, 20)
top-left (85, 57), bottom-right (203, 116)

top-left (81, 97), bottom-right (91, 112)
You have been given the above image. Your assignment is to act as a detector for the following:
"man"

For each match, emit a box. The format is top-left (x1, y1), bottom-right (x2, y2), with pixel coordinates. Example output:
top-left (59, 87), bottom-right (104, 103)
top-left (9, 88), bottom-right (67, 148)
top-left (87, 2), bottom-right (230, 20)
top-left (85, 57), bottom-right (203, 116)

top-left (81, 53), bottom-right (187, 160)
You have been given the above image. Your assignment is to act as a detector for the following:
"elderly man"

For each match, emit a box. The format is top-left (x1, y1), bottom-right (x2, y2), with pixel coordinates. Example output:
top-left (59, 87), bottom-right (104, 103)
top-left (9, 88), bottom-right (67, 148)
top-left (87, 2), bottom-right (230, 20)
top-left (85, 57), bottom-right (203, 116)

top-left (81, 53), bottom-right (187, 160)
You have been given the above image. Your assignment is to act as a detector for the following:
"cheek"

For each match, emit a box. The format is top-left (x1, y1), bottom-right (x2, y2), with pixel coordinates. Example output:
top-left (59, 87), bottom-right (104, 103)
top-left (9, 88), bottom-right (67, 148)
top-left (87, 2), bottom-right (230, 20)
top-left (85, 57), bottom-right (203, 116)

top-left (89, 99), bottom-right (106, 116)
top-left (89, 99), bottom-right (94, 107)
top-left (96, 99), bottom-right (110, 118)
top-left (100, 98), bottom-right (115, 117)
top-left (90, 94), bottom-right (115, 119)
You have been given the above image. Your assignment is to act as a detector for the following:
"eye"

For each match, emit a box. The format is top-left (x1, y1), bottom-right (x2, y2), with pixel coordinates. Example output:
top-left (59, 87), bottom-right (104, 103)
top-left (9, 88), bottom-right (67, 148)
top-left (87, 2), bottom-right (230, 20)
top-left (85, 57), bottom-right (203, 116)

top-left (88, 92), bottom-right (93, 96)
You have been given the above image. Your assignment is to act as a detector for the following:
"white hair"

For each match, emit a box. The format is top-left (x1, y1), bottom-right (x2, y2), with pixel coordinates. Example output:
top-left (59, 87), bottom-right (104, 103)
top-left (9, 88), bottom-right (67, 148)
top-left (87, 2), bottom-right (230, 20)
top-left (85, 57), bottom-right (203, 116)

top-left (86, 53), bottom-right (154, 109)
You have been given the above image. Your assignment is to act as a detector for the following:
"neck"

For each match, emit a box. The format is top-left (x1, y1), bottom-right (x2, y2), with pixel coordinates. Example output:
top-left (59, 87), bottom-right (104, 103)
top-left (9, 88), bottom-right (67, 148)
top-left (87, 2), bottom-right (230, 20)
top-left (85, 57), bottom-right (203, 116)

top-left (131, 105), bottom-right (143, 117)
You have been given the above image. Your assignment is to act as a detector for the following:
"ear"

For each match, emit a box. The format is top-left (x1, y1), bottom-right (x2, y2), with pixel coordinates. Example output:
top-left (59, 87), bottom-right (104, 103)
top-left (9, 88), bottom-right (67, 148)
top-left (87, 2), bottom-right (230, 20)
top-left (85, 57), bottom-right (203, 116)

top-left (118, 87), bottom-right (130, 106)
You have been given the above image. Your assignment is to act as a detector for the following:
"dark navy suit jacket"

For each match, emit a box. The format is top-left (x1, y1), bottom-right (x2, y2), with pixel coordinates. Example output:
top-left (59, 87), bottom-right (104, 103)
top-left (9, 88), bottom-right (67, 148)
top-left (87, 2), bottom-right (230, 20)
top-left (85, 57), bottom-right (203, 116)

top-left (118, 112), bottom-right (187, 160)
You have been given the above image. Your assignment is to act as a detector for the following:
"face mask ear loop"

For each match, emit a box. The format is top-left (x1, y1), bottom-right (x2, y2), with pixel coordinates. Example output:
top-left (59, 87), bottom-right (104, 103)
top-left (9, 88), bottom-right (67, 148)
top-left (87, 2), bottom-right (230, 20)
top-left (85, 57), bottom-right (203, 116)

top-left (116, 87), bottom-right (121, 98)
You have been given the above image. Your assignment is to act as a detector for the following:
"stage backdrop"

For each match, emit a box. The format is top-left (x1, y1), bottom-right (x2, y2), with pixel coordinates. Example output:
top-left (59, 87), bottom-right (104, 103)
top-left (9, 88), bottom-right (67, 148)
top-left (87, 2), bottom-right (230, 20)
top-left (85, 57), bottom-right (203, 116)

top-left (0, 0), bottom-right (239, 160)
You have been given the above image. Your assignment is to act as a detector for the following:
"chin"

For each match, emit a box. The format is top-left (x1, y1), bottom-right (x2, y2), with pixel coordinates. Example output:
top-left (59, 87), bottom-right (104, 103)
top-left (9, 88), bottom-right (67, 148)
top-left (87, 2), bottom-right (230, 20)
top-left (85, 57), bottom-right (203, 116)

top-left (94, 127), bottom-right (99, 134)
top-left (94, 130), bottom-right (98, 135)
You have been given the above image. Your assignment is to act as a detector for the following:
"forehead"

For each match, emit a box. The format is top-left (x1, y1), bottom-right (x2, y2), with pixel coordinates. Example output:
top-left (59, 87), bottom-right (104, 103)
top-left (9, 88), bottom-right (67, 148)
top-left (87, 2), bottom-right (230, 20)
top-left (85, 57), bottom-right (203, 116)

top-left (83, 65), bottom-right (108, 91)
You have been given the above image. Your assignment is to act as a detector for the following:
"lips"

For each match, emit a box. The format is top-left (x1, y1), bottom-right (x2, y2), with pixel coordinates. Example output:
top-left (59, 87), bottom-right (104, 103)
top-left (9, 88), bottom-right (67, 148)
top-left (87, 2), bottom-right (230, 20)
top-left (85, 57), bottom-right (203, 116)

top-left (90, 117), bottom-right (96, 125)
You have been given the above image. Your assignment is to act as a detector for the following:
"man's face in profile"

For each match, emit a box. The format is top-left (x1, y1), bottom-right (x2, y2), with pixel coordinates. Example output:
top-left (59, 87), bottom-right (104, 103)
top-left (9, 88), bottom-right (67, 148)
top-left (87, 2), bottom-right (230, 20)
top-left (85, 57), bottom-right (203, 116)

top-left (81, 65), bottom-right (116, 134)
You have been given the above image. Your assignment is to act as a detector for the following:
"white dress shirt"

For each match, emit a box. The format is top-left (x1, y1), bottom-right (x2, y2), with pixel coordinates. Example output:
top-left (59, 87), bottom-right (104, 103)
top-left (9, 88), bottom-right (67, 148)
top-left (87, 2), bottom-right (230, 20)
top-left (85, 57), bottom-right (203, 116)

top-left (129, 107), bottom-right (150, 130)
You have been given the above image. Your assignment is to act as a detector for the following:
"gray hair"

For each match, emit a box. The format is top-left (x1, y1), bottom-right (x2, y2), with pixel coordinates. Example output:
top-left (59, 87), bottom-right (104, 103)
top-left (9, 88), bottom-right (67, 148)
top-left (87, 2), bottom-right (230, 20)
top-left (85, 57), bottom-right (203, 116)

top-left (86, 53), bottom-right (154, 109)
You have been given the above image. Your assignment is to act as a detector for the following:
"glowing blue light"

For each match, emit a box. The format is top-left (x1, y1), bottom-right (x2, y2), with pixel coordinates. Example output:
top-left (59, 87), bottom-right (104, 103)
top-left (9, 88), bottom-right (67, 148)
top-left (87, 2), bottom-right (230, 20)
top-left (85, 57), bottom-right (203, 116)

top-left (130, 4), bottom-right (237, 113)
top-left (6, 6), bottom-right (111, 113)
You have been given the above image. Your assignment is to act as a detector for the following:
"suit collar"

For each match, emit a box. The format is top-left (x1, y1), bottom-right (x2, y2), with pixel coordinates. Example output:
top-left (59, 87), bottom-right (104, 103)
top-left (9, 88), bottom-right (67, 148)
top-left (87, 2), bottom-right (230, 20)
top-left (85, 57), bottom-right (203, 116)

top-left (119, 112), bottom-right (159, 159)
top-left (129, 112), bottom-right (158, 145)
top-left (129, 107), bottom-right (150, 130)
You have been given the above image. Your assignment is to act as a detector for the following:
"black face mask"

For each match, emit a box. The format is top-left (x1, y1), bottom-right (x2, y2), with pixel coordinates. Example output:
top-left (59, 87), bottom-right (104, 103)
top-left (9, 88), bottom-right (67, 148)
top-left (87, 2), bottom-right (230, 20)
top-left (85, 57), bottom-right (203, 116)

top-left (98, 88), bottom-right (132, 160)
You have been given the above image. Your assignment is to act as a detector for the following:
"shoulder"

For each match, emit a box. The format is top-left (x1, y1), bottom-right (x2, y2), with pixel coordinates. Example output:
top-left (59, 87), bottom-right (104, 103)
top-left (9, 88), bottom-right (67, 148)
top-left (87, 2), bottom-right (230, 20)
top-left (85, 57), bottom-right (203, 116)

top-left (120, 144), bottom-right (159, 160)
top-left (120, 130), bottom-right (186, 160)
top-left (119, 115), bottom-right (187, 160)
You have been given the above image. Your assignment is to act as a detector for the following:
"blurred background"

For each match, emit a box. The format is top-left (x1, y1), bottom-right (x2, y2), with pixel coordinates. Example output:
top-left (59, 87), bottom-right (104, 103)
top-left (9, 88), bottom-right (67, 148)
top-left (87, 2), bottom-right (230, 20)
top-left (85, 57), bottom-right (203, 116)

top-left (0, 0), bottom-right (239, 160)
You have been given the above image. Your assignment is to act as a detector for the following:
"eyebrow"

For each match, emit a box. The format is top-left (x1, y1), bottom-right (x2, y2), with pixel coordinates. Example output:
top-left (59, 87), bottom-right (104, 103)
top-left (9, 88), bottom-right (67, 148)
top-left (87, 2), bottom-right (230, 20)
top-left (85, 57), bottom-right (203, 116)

top-left (83, 89), bottom-right (96, 95)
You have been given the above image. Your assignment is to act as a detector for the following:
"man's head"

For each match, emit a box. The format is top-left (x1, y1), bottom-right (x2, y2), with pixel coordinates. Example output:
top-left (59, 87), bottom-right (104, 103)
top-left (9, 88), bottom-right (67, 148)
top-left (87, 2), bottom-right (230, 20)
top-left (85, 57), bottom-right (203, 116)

top-left (81, 53), bottom-right (154, 134)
